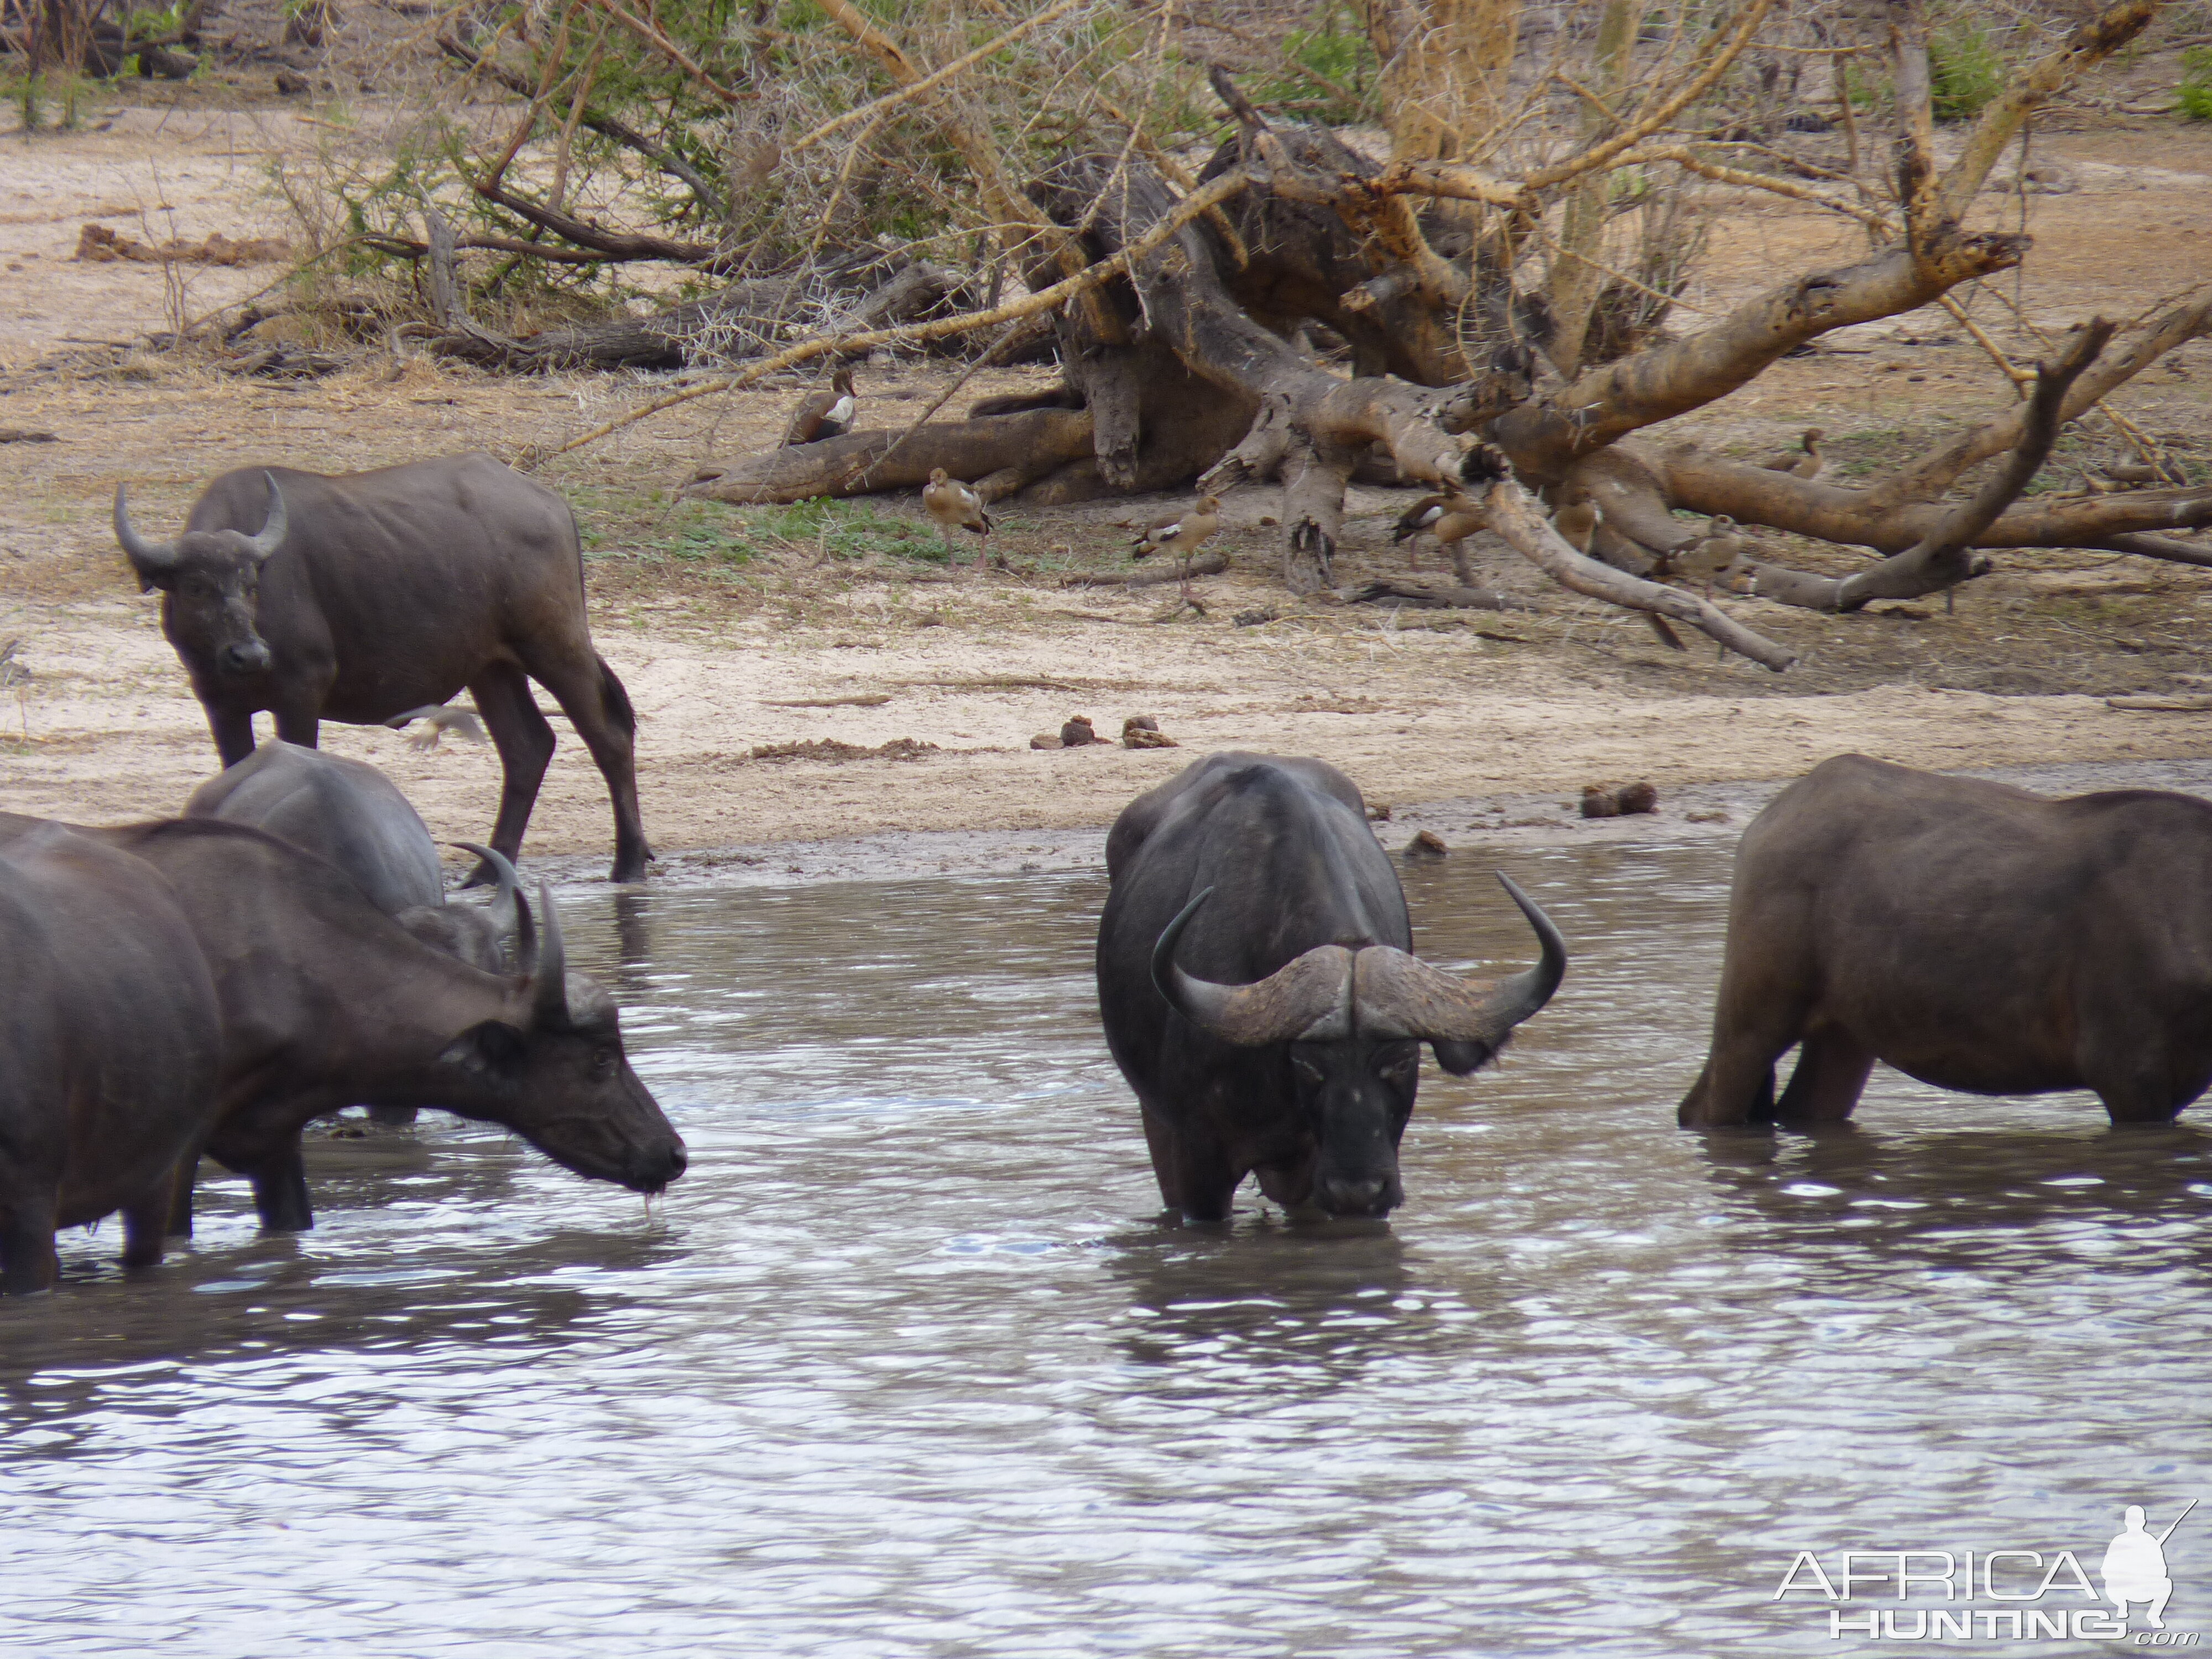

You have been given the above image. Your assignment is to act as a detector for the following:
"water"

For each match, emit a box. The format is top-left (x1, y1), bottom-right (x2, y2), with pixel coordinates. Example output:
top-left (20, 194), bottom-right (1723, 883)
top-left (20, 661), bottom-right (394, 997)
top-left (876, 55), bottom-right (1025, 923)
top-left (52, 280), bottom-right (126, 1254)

top-left (4, 838), bottom-right (2209, 1656)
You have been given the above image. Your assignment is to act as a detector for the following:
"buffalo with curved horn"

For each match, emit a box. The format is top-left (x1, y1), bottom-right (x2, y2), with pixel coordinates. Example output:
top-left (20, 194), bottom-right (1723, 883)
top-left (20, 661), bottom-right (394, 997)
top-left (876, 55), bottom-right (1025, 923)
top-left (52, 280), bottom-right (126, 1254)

top-left (1097, 754), bottom-right (1566, 1221)
top-left (114, 453), bottom-right (650, 883)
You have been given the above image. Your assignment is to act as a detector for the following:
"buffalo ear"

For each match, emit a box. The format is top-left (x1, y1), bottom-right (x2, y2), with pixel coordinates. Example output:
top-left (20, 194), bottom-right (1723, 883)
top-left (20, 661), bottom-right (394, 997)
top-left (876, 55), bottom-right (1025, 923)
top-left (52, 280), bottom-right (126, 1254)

top-left (439, 1020), bottom-right (526, 1080)
top-left (1431, 1037), bottom-right (1496, 1077)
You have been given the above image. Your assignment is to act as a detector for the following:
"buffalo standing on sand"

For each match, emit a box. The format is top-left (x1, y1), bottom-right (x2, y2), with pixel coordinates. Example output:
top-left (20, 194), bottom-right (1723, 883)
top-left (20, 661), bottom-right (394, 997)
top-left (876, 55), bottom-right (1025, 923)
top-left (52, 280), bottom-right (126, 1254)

top-left (1097, 754), bottom-right (1567, 1220)
top-left (0, 823), bottom-right (223, 1292)
top-left (1681, 753), bottom-right (2212, 1129)
top-left (113, 453), bottom-right (650, 882)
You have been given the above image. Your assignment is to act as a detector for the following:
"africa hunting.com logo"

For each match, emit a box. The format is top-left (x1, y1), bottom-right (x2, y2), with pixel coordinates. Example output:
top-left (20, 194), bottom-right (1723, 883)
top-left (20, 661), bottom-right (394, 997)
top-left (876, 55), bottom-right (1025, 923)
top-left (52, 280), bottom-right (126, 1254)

top-left (1775, 1502), bottom-right (2197, 1644)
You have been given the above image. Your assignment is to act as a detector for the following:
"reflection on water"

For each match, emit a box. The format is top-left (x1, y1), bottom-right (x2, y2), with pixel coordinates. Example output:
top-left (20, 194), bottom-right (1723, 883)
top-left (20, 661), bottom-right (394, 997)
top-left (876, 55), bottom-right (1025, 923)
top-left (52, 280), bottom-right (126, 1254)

top-left (4, 840), bottom-right (2209, 1656)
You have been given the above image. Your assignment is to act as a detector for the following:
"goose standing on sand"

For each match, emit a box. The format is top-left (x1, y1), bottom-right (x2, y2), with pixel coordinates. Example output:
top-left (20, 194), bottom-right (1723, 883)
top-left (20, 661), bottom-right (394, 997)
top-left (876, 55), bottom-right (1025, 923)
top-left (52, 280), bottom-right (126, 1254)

top-left (1131, 495), bottom-right (1223, 600)
top-left (1555, 499), bottom-right (1687, 653)
top-left (1391, 487), bottom-right (1484, 583)
top-left (1551, 498), bottom-right (1601, 555)
top-left (781, 368), bottom-right (857, 448)
top-left (1131, 495), bottom-right (1221, 566)
top-left (924, 468), bottom-right (995, 564)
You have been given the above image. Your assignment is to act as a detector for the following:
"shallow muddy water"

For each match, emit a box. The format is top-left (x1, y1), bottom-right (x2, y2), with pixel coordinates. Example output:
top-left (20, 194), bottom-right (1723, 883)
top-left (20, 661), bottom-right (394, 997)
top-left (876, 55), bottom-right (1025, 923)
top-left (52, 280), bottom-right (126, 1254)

top-left (4, 834), bottom-right (2210, 1656)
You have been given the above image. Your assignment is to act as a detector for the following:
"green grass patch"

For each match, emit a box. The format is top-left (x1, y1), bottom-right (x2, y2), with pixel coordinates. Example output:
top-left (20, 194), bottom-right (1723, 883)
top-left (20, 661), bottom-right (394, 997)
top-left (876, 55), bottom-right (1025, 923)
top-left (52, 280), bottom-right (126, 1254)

top-left (2180, 48), bottom-right (2212, 120)
top-left (647, 498), bottom-right (947, 565)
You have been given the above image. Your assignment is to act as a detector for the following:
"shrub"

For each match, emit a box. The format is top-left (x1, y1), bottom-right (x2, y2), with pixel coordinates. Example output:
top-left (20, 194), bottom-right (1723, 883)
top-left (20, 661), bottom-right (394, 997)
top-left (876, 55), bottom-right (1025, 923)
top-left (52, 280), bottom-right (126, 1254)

top-left (2180, 48), bottom-right (2212, 120)
top-left (1931, 20), bottom-right (2006, 121)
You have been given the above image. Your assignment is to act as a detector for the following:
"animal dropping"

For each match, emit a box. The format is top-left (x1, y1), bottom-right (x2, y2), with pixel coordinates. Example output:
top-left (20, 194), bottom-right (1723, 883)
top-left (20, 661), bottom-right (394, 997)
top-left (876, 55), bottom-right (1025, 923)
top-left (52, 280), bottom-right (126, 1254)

top-left (1122, 715), bottom-right (1178, 749)
top-left (1580, 781), bottom-right (1658, 818)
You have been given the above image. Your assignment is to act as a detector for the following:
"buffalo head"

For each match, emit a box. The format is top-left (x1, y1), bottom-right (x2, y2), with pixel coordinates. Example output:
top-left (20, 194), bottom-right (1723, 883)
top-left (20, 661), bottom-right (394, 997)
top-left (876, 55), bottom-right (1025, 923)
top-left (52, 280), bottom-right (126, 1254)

top-left (114, 476), bottom-right (286, 679)
top-left (434, 847), bottom-right (686, 1194)
top-left (1152, 873), bottom-right (1564, 1218)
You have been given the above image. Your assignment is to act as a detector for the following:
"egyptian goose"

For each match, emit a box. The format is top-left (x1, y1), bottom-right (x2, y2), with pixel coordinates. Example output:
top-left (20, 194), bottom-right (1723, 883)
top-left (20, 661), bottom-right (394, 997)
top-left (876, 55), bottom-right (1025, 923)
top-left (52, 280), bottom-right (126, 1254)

top-left (1761, 427), bottom-right (1825, 481)
top-left (923, 468), bottom-right (995, 564)
top-left (781, 368), bottom-right (857, 447)
top-left (1391, 488), bottom-right (1484, 581)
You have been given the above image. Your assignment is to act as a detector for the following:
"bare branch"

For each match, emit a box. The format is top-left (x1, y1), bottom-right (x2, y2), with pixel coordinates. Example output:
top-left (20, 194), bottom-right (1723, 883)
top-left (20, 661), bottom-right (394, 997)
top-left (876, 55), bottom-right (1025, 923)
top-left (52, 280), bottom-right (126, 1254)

top-left (1738, 322), bottom-right (2114, 611)
top-left (786, 0), bottom-right (1086, 158)
top-left (535, 169), bottom-right (1254, 463)
top-left (1524, 0), bottom-right (1781, 192)
top-left (1936, 1), bottom-right (2158, 225)
top-left (1478, 464), bottom-right (1797, 670)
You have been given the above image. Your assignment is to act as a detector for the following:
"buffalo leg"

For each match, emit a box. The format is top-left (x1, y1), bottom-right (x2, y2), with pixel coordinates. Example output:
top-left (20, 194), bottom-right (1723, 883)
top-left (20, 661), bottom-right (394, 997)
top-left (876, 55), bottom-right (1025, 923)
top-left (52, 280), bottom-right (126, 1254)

top-left (207, 705), bottom-right (259, 768)
top-left (121, 1182), bottom-right (173, 1269)
top-left (1140, 1110), bottom-right (1239, 1222)
top-left (164, 1152), bottom-right (197, 1237)
top-left (469, 664), bottom-right (557, 878)
top-left (249, 1142), bottom-right (315, 1233)
top-left (524, 650), bottom-right (650, 883)
top-left (1679, 982), bottom-right (1808, 1127)
top-left (270, 703), bottom-right (322, 749)
top-left (1772, 1029), bottom-right (1876, 1127)
top-left (2094, 1073), bottom-right (2190, 1126)
top-left (0, 1193), bottom-right (60, 1295)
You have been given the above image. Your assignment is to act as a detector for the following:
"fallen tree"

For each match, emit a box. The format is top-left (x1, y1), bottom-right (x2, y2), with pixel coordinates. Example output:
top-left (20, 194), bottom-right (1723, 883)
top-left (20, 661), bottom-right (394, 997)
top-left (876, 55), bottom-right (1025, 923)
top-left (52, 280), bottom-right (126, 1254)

top-left (661, 0), bottom-right (2209, 668)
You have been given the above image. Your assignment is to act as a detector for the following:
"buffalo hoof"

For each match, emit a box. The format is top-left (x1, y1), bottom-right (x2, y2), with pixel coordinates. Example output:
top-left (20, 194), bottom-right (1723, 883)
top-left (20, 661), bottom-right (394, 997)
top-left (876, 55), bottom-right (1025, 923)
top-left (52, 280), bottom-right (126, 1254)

top-left (610, 846), bottom-right (654, 885)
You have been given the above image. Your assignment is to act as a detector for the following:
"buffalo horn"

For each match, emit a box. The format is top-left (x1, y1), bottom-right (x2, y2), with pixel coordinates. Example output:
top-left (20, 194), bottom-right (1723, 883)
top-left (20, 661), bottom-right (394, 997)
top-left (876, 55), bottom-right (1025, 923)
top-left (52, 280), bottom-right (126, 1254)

top-left (1150, 886), bottom-right (1357, 1046)
top-left (112, 483), bottom-right (179, 573)
top-left (1352, 873), bottom-right (1566, 1043)
top-left (243, 473), bottom-right (289, 561)
top-left (449, 842), bottom-right (524, 968)
top-left (530, 879), bottom-right (570, 1025)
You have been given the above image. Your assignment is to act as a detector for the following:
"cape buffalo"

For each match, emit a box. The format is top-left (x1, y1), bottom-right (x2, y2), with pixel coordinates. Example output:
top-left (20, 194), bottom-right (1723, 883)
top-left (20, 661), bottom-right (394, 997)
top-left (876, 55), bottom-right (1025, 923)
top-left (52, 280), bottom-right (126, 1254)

top-left (112, 453), bottom-right (649, 882)
top-left (185, 739), bottom-right (515, 973)
top-left (1, 812), bottom-right (686, 1234)
top-left (1098, 754), bottom-right (1566, 1220)
top-left (186, 739), bottom-right (522, 1129)
top-left (1680, 753), bottom-right (2212, 1129)
top-left (0, 822), bottom-right (223, 1292)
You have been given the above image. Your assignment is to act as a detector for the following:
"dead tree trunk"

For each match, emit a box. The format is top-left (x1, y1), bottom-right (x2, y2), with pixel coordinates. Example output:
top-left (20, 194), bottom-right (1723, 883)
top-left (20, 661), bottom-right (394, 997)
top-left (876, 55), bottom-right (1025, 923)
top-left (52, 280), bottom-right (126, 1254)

top-left (667, 0), bottom-right (2181, 666)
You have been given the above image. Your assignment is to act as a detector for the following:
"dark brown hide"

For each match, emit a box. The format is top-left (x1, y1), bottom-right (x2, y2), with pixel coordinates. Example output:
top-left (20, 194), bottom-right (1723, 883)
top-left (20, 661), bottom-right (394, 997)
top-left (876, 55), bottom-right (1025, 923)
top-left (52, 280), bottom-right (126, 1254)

top-left (118, 454), bottom-right (649, 882)
top-left (0, 813), bottom-right (685, 1235)
top-left (1681, 754), bottom-right (2212, 1129)
top-left (1097, 753), bottom-right (1563, 1222)
top-left (0, 823), bottom-right (222, 1292)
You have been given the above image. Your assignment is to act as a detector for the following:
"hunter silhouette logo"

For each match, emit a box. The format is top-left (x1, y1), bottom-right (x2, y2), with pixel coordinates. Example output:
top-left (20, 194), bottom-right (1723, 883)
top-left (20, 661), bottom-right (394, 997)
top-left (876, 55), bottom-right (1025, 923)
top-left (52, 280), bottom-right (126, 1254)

top-left (2105, 1503), bottom-right (2193, 1631)
top-left (1774, 1500), bottom-right (2198, 1643)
